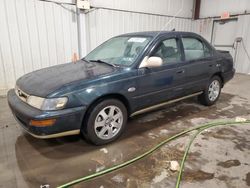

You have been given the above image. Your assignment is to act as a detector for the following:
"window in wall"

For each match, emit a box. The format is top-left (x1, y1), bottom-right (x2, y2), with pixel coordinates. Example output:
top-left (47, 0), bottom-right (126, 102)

top-left (152, 38), bottom-right (181, 64)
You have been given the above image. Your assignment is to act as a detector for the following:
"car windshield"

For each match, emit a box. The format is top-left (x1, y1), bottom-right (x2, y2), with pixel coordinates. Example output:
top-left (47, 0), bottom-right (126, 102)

top-left (84, 36), bottom-right (152, 66)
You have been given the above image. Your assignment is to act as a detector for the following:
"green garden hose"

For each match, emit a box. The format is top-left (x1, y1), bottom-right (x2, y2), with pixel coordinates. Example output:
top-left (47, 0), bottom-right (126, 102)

top-left (175, 119), bottom-right (250, 188)
top-left (58, 119), bottom-right (250, 188)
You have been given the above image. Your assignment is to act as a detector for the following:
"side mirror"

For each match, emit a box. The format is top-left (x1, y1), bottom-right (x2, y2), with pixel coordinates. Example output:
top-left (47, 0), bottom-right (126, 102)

top-left (139, 56), bottom-right (163, 68)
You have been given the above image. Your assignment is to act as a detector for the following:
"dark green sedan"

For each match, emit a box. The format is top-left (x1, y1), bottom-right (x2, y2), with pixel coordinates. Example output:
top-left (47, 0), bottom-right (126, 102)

top-left (8, 31), bottom-right (235, 145)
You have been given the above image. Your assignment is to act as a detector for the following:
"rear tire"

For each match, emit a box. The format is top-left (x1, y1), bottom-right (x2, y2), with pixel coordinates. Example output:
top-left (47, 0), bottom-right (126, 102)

top-left (198, 76), bottom-right (222, 106)
top-left (82, 99), bottom-right (127, 145)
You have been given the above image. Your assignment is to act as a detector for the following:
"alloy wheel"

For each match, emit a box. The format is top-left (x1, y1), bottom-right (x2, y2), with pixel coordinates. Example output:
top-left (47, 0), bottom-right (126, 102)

top-left (94, 105), bottom-right (123, 140)
top-left (208, 80), bottom-right (220, 101)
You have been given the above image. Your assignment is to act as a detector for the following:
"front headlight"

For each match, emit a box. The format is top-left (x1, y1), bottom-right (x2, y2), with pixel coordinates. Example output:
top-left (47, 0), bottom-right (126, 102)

top-left (27, 96), bottom-right (68, 111)
top-left (26, 96), bottom-right (44, 109)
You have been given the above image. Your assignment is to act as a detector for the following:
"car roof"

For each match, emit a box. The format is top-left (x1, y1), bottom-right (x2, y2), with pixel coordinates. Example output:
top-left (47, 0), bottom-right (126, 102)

top-left (118, 31), bottom-right (199, 38)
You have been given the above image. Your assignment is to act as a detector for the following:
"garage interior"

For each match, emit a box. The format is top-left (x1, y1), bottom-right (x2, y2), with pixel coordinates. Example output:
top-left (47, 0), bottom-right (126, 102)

top-left (0, 0), bottom-right (250, 188)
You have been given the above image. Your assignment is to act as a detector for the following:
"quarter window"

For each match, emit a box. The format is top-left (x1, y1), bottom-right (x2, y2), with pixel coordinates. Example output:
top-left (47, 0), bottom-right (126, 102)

top-left (152, 38), bottom-right (181, 64)
top-left (182, 38), bottom-right (211, 61)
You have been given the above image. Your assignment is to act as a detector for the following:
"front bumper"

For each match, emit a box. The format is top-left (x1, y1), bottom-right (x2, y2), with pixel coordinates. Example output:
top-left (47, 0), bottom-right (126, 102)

top-left (7, 89), bottom-right (86, 138)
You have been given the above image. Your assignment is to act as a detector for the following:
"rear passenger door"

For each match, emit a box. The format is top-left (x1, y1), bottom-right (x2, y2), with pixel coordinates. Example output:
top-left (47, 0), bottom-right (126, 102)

top-left (181, 35), bottom-right (215, 94)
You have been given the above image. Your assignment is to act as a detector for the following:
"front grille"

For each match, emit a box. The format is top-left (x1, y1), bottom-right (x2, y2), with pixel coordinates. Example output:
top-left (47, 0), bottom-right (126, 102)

top-left (15, 86), bottom-right (29, 102)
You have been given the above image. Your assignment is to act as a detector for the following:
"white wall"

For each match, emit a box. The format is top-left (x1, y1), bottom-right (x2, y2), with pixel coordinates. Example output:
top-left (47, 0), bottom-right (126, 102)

top-left (197, 0), bottom-right (250, 74)
top-left (1, 0), bottom-right (249, 95)
top-left (234, 15), bottom-right (250, 74)
top-left (193, 15), bottom-right (250, 74)
top-left (0, 0), bottom-right (79, 95)
top-left (86, 8), bottom-right (194, 51)
top-left (90, 0), bottom-right (194, 18)
top-left (0, 0), bottom-right (194, 95)
top-left (200, 0), bottom-right (250, 18)
top-left (85, 0), bottom-right (195, 50)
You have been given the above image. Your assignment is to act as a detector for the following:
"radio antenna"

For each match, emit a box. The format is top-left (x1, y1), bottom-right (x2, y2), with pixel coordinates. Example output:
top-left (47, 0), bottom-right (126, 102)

top-left (151, 0), bottom-right (184, 41)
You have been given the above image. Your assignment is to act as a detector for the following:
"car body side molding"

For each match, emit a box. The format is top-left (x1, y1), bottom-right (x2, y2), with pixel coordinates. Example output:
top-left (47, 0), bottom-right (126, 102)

top-left (130, 91), bottom-right (203, 117)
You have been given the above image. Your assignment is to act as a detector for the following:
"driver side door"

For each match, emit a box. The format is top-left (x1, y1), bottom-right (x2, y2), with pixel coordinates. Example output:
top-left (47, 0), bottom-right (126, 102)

top-left (132, 36), bottom-right (187, 111)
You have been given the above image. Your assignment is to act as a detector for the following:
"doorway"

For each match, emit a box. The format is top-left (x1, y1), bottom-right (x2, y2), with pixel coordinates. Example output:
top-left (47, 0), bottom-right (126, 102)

top-left (211, 18), bottom-right (238, 57)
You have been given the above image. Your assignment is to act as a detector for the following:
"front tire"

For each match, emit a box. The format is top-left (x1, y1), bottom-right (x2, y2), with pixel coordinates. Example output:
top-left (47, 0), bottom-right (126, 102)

top-left (198, 76), bottom-right (222, 106)
top-left (82, 99), bottom-right (127, 145)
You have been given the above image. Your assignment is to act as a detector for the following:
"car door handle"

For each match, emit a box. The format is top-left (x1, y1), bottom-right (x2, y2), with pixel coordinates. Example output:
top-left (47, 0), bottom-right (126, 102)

top-left (176, 69), bottom-right (185, 74)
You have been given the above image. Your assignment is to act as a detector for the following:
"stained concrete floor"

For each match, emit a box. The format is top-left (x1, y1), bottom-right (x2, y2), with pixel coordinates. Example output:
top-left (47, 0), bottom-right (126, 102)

top-left (0, 74), bottom-right (250, 188)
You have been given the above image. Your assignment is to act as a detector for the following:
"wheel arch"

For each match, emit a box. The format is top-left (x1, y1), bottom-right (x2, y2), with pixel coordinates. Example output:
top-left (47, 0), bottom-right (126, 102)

top-left (82, 93), bottom-right (131, 129)
top-left (212, 72), bottom-right (224, 87)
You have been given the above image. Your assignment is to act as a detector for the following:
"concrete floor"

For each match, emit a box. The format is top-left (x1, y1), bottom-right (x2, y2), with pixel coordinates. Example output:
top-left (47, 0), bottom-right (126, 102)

top-left (0, 74), bottom-right (250, 188)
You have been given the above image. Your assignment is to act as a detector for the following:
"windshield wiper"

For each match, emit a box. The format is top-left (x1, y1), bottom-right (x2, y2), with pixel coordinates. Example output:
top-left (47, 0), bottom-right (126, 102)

top-left (89, 59), bottom-right (118, 67)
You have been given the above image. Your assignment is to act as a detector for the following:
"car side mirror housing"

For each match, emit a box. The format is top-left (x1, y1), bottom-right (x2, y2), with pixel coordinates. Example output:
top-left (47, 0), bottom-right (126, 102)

top-left (139, 56), bottom-right (163, 68)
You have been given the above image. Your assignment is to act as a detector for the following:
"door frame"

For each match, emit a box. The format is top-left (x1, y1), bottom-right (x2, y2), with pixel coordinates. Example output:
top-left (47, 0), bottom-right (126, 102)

top-left (210, 17), bottom-right (238, 47)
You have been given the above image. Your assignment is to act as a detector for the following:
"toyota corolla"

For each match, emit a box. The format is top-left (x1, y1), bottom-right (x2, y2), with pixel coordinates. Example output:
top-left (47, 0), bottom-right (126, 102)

top-left (7, 31), bottom-right (235, 145)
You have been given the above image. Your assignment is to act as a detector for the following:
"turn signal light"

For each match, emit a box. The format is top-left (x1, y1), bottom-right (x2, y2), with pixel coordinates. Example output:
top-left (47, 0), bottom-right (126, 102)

top-left (30, 119), bottom-right (56, 127)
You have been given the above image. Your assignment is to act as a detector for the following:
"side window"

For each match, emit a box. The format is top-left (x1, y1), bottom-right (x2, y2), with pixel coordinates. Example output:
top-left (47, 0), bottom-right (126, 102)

top-left (152, 38), bottom-right (181, 64)
top-left (182, 37), bottom-right (207, 61)
top-left (204, 43), bottom-right (212, 57)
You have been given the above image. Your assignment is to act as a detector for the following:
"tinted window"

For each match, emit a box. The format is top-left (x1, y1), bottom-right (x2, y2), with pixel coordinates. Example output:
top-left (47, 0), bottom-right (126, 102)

top-left (182, 37), bottom-right (211, 61)
top-left (204, 43), bottom-right (212, 57)
top-left (152, 38), bottom-right (181, 64)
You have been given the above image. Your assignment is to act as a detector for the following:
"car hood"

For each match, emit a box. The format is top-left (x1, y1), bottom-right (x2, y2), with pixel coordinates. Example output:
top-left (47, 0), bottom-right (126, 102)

top-left (16, 60), bottom-right (116, 97)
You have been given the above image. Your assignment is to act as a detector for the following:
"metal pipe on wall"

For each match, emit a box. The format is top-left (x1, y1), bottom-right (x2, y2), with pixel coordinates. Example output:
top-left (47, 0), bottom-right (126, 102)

top-left (76, 8), bottom-right (82, 58)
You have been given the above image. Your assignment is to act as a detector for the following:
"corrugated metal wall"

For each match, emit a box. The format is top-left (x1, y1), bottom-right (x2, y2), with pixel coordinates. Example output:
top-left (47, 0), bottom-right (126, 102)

top-left (193, 16), bottom-right (250, 74)
top-left (0, 0), bottom-right (78, 95)
top-left (192, 18), bottom-right (214, 42)
top-left (1, 0), bottom-right (249, 95)
top-left (200, 0), bottom-right (250, 18)
top-left (197, 0), bottom-right (250, 74)
top-left (85, 8), bottom-right (194, 51)
top-left (89, 0), bottom-right (194, 18)
top-left (232, 15), bottom-right (250, 74)
top-left (85, 9), bottom-right (250, 75)
top-left (0, 0), bottom-right (195, 95)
